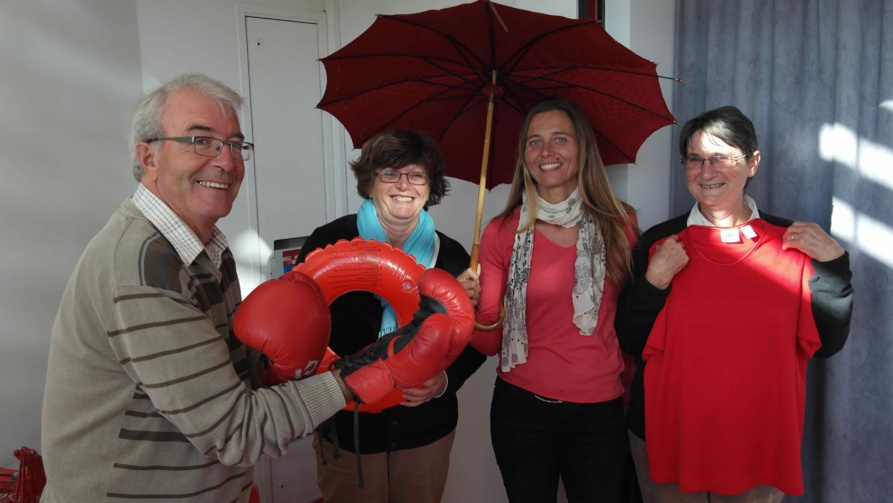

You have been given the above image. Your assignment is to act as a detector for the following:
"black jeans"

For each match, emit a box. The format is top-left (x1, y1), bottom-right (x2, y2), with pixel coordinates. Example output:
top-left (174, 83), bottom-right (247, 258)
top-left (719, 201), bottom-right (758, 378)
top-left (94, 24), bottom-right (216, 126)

top-left (490, 377), bottom-right (626, 503)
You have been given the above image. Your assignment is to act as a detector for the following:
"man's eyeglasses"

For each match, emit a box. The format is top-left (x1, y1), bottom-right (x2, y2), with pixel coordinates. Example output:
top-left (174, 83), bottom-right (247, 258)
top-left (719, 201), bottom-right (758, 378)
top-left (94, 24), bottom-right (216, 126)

top-left (145, 136), bottom-right (254, 161)
top-left (377, 169), bottom-right (429, 185)
top-left (682, 153), bottom-right (748, 171)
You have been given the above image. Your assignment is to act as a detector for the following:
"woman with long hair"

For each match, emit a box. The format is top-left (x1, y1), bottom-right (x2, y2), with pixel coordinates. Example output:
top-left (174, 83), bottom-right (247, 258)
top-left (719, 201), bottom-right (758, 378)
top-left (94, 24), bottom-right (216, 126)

top-left (471, 97), bottom-right (638, 502)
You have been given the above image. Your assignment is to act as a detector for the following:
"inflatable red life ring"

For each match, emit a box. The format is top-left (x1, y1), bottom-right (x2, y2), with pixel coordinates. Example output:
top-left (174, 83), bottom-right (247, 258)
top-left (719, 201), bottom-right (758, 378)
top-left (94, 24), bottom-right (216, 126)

top-left (285, 237), bottom-right (425, 413)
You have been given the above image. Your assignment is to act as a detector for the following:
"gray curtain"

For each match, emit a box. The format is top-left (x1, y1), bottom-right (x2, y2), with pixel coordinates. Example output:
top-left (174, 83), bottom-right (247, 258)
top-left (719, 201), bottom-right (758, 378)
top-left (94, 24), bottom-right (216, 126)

top-left (671, 1), bottom-right (892, 501)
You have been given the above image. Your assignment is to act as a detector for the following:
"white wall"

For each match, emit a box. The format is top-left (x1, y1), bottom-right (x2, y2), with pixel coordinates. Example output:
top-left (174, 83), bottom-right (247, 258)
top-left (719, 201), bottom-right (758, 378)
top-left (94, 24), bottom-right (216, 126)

top-left (0, 0), bottom-right (142, 468)
top-left (0, 0), bottom-right (675, 499)
top-left (613, 0), bottom-right (677, 230)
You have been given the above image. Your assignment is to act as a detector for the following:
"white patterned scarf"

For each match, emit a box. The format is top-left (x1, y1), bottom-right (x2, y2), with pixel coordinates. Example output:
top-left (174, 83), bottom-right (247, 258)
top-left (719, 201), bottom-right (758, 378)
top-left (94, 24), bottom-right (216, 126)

top-left (501, 187), bottom-right (606, 372)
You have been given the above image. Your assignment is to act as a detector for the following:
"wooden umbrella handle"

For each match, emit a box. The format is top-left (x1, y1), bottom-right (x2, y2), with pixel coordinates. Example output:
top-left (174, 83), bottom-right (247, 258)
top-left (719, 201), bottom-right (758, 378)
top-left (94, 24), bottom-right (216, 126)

top-left (472, 70), bottom-right (504, 332)
top-left (475, 302), bottom-right (505, 332)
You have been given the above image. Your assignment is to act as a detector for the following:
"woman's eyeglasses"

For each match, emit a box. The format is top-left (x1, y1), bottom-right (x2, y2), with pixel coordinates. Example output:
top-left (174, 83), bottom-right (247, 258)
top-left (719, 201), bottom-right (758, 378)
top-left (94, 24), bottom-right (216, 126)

top-left (377, 169), bottom-right (429, 185)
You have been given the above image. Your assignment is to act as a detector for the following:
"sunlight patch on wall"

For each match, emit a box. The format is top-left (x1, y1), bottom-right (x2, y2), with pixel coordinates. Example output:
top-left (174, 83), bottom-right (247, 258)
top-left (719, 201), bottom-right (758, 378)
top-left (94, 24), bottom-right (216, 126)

top-left (820, 121), bottom-right (893, 267)
top-left (819, 123), bottom-right (893, 192)
top-left (831, 197), bottom-right (893, 268)
top-left (881, 100), bottom-right (893, 112)
top-left (232, 229), bottom-right (271, 295)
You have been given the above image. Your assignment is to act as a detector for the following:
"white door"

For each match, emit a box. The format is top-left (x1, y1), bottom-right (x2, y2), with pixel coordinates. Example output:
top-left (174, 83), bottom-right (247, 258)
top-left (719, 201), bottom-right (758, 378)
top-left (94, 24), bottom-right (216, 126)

top-left (246, 15), bottom-right (334, 281)
top-left (244, 13), bottom-right (329, 503)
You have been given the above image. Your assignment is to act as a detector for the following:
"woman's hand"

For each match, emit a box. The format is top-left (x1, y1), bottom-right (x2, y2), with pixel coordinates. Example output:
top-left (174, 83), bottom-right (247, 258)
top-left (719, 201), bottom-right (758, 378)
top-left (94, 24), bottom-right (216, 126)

top-left (782, 221), bottom-right (845, 262)
top-left (400, 371), bottom-right (447, 407)
top-left (456, 266), bottom-right (481, 307)
top-left (644, 235), bottom-right (689, 290)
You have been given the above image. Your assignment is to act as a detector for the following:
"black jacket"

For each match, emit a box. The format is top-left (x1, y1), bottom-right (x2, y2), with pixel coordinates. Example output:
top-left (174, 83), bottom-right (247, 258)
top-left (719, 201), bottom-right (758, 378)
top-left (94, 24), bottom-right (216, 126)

top-left (297, 214), bottom-right (487, 453)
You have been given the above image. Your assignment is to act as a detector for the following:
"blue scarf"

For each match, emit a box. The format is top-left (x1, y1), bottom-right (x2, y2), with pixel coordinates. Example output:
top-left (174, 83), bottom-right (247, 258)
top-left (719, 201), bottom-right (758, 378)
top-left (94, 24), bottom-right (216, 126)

top-left (357, 199), bottom-right (437, 336)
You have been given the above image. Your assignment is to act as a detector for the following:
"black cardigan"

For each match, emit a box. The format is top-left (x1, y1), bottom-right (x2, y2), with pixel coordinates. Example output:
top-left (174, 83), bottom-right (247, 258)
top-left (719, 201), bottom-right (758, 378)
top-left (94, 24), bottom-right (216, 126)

top-left (297, 213), bottom-right (487, 453)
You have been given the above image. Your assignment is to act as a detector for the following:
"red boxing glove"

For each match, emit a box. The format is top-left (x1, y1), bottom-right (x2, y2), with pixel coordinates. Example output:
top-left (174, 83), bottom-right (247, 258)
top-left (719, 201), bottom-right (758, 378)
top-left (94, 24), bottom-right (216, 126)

top-left (234, 272), bottom-right (331, 385)
top-left (416, 268), bottom-right (476, 373)
top-left (336, 310), bottom-right (452, 405)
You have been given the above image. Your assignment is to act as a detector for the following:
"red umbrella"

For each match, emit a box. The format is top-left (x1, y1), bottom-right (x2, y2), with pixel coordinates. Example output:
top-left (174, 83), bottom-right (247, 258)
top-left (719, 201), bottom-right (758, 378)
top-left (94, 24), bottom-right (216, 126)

top-left (318, 0), bottom-right (675, 267)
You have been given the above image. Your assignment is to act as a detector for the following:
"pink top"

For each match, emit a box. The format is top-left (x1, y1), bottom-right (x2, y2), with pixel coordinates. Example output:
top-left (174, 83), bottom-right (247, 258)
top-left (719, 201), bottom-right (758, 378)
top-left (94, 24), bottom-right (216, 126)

top-left (472, 208), bottom-right (630, 403)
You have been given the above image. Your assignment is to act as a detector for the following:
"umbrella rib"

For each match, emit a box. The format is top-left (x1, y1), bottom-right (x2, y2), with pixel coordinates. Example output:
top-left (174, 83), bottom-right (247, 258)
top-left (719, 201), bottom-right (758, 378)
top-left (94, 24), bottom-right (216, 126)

top-left (320, 50), bottom-right (498, 107)
top-left (512, 70), bottom-right (676, 122)
top-left (317, 70), bottom-right (480, 107)
top-left (513, 65), bottom-right (672, 80)
top-left (335, 82), bottom-right (488, 145)
top-left (376, 94), bottom-right (489, 146)
top-left (594, 132), bottom-right (635, 163)
top-left (322, 51), bottom-right (480, 72)
top-left (417, 55), bottom-right (490, 91)
top-left (322, 53), bottom-right (486, 85)
top-left (380, 14), bottom-right (490, 72)
top-left (498, 21), bottom-right (592, 75)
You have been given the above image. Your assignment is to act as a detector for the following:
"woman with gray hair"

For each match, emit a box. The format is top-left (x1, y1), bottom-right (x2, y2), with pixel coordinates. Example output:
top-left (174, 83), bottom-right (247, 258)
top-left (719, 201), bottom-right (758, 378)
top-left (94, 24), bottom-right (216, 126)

top-left (615, 106), bottom-right (853, 502)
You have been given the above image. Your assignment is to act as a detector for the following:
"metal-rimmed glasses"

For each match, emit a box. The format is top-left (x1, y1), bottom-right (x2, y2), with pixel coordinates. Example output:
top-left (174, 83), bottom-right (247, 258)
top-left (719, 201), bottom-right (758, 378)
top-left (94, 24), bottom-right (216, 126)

top-left (377, 168), bottom-right (429, 185)
top-left (682, 153), bottom-right (749, 171)
top-left (145, 136), bottom-right (254, 161)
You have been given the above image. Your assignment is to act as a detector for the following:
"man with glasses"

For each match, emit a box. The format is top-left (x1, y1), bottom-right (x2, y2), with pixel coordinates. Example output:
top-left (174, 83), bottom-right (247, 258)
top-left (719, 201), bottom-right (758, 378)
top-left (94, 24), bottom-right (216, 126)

top-left (41, 74), bottom-right (434, 502)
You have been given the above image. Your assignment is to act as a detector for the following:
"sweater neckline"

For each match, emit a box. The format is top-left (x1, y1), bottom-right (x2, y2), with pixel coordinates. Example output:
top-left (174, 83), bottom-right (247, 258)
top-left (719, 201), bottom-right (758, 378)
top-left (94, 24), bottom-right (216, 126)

top-left (683, 219), bottom-right (765, 266)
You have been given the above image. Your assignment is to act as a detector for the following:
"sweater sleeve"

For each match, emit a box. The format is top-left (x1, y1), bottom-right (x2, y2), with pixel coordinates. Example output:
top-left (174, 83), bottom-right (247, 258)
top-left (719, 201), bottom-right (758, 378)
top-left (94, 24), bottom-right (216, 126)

top-left (435, 232), bottom-right (487, 393)
top-left (810, 251), bottom-right (854, 358)
top-left (108, 283), bottom-right (345, 468)
top-left (614, 231), bottom-right (671, 357)
top-left (469, 217), bottom-right (510, 356)
top-left (759, 211), bottom-right (855, 359)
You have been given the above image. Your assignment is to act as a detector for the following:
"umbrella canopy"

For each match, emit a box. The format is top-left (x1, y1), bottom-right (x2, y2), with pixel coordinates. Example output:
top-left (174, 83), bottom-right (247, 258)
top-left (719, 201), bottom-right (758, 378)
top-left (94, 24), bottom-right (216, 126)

top-left (318, 0), bottom-right (676, 190)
